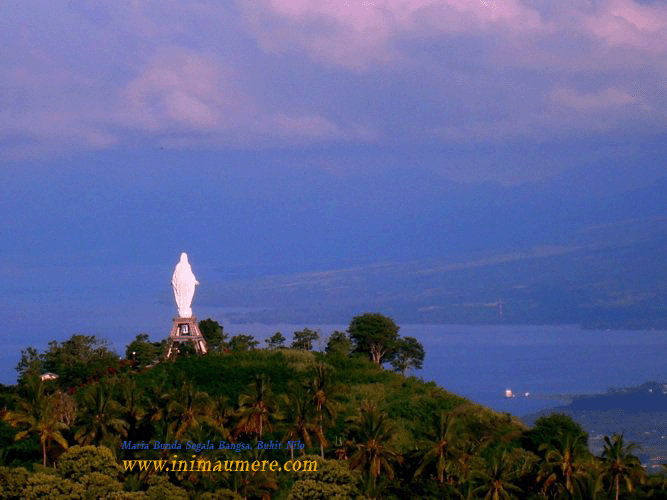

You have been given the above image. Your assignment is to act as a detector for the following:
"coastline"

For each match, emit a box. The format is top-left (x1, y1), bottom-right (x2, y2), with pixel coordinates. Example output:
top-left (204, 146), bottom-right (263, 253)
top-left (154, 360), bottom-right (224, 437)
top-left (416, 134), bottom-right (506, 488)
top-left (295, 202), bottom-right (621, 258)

top-left (521, 381), bottom-right (667, 469)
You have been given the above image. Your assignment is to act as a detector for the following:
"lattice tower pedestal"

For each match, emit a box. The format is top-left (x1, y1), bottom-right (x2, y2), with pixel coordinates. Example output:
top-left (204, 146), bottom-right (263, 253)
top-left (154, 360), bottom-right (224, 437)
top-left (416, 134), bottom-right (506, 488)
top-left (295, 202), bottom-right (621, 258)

top-left (166, 316), bottom-right (208, 358)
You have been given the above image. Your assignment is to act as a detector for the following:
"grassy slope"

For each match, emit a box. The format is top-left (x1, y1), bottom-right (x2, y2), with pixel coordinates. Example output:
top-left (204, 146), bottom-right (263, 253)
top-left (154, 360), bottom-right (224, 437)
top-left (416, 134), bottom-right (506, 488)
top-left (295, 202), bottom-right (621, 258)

top-left (140, 348), bottom-right (524, 456)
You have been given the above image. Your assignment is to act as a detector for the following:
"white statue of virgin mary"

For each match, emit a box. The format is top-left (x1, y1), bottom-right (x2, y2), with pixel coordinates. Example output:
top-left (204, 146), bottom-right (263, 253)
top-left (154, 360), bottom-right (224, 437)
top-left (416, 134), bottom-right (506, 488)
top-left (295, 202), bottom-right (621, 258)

top-left (172, 252), bottom-right (199, 318)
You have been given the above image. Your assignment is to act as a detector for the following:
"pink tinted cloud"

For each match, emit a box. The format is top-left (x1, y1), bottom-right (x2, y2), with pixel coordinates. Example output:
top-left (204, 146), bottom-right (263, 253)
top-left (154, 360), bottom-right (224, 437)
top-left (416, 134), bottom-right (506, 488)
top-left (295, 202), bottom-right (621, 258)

top-left (255, 114), bottom-right (379, 142)
top-left (430, 84), bottom-right (655, 144)
top-left (114, 47), bottom-right (372, 144)
top-left (551, 87), bottom-right (638, 110)
top-left (585, 0), bottom-right (667, 52)
top-left (266, 0), bottom-right (540, 29)
top-left (240, 0), bottom-right (667, 75)
top-left (0, 107), bottom-right (118, 161)
top-left (116, 48), bottom-right (249, 131)
top-left (0, 53), bottom-right (119, 154)
top-left (240, 0), bottom-right (545, 69)
top-left (259, 114), bottom-right (344, 139)
top-left (4, 0), bottom-right (667, 157)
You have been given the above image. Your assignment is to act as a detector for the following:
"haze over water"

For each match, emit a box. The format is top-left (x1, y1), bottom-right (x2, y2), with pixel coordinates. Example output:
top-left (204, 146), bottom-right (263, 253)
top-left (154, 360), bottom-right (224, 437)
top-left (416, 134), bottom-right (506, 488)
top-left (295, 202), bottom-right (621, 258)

top-left (411, 324), bottom-right (667, 416)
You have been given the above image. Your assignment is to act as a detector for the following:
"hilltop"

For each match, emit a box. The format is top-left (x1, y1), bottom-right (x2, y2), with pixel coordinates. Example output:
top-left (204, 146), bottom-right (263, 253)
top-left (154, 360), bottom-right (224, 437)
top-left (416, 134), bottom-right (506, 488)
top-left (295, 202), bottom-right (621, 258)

top-left (1, 323), bottom-right (666, 498)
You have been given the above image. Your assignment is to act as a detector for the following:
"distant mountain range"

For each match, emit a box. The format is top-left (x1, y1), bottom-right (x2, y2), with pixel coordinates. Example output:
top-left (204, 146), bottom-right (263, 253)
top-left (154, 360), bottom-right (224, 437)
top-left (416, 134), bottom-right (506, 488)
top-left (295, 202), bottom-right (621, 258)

top-left (194, 173), bottom-right (667, 328)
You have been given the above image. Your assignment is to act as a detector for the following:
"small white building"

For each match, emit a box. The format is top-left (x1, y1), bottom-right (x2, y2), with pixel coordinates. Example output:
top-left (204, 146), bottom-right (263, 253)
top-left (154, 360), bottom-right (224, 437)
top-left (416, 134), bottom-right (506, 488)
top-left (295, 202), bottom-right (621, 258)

top-left (40, 372), bottom-right (58, 381)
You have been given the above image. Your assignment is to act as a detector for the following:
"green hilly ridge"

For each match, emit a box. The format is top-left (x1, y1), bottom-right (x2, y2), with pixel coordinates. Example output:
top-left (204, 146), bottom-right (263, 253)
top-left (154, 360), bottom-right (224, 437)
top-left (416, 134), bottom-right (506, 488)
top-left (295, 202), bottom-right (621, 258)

top-left (1, 335), bottom-right (666, 498)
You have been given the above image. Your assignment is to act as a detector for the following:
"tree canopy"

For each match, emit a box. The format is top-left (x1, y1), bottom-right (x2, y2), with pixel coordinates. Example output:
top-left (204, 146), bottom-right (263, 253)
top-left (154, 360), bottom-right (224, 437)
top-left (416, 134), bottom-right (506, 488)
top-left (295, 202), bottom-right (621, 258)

top-left (42, 335), bottom-right (119, 388)
top-left (325, 331), bottom-right (352, 357)
top-left (198, 318), bottom-right (228, 352)
top-left (347, 313), bottom-right (404, 367)
top-left (229, 334), bottom-right (259, 351)
top-left (291, 328), bottom-right (319, 351)
top-left (266, 332), bottom-right (286, 349)
top-left (125, 334), bottom-right (162, 369)
top-left (390, 336), bottom-right (425, 375)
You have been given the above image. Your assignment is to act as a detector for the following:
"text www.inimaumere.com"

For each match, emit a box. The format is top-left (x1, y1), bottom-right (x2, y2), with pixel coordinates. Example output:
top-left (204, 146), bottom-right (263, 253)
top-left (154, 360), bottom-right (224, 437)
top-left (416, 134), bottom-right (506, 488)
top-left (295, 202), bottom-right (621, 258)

top-left (123, 457), bottom-right (318, 473)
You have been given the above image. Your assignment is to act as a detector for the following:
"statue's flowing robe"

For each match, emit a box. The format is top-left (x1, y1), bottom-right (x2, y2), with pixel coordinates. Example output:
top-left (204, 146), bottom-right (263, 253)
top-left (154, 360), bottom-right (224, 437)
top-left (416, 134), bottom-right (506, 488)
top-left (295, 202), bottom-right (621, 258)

top-left (172, 253), bottom-right (199, 318)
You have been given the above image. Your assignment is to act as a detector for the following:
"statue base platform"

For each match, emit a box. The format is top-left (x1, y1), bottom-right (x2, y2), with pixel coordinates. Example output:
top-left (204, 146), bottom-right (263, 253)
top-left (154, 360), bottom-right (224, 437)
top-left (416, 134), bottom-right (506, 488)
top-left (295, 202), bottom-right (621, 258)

top-left (166, 316), bottom-right (208, 358)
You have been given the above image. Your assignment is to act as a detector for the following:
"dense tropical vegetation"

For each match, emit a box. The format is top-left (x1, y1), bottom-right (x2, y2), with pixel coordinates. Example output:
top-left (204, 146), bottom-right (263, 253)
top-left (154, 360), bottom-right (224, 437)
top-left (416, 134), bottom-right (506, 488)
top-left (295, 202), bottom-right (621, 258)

top-left (0, 313), bottom-right (664, 499)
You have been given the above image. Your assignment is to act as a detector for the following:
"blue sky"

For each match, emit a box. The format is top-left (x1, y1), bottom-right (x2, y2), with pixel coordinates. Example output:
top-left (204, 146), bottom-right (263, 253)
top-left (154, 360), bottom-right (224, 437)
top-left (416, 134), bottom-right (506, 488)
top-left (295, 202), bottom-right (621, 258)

top-left (2, 0), bottom-right (667, 383)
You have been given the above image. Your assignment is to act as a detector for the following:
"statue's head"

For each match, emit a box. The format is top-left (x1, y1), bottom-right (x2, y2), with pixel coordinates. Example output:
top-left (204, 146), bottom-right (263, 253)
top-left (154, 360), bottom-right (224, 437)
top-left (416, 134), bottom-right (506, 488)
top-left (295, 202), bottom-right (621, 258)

top-left (180, 252), bottom-right (188, 263)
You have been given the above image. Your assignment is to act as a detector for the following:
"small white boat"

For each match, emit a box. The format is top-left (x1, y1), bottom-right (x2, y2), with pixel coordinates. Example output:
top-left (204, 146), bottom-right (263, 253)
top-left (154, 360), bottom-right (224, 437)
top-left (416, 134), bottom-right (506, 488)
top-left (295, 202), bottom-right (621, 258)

top-left (505, 388), bottom-right (514, 398)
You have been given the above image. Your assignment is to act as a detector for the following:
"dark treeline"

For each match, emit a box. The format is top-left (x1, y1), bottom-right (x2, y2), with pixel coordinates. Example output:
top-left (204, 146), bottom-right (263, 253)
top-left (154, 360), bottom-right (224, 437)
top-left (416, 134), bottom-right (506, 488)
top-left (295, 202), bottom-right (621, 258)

top-left (0, 313), bottom-right (664, 499)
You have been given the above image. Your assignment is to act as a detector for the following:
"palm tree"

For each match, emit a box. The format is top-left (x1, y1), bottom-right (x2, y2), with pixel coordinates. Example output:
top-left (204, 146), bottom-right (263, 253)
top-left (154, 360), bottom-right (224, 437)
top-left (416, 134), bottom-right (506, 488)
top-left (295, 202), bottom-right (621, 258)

top-left (538, 434), bottom-right (587, 498)
top-left (209, 395), bottom-right (232, 442)
top-left (3, 377), bottom-right (70, 466)
top-left (144, 376), bottom-right (170, 436)
top-left (348, 401), bottom-right (402, 497)
top-left (235, 374), bottom-right (278, 440)
top-left (452, 480), bottom-right (477, 500)
top-left (161, 379), bottom-right (212, 441)
top-left (31, 407), bottom-right (70, 467)
top-left (414, 410), bottom-right (462, 485)
top-left (471, 448), bottom-right (523, 500)
top-left (572, 458), bottom-right (605, 500)
top-left (235, 449), bottom-right (278, 500)
top-left (601, 433), bottom-right (644, 500)
top-left (74, 380), bottom-right (128, 450)
top-left (309, 362), bottom-right (337, 457)
top-left (642, 464), bottom-right (667, 498)
top-left (281, 387), bottom-right (317, 460)
top-left (453, 436), bottom-right (488, 488)
top-left (118, 375), bottom-right (146, 442)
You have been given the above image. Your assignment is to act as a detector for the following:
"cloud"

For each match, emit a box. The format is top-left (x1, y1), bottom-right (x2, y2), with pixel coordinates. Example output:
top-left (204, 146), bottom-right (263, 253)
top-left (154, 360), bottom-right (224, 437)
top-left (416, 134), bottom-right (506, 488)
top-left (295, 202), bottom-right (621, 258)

top-left (259, 114), bottom-right (343, 139)
top-left (551, 87), bottom-right (638, 109)
top-left (429, 83), bottom-right (656, 143)
top-left (238, 0), bottom-right (545, 69)
top-left (116, 48), bottom-right (247, 132)
top-left (585, 0), bottom-right (667, 51)
top-left (2, 0), bottom-right (667, 165)
top-left (112, 46), bottom-right (376, 146)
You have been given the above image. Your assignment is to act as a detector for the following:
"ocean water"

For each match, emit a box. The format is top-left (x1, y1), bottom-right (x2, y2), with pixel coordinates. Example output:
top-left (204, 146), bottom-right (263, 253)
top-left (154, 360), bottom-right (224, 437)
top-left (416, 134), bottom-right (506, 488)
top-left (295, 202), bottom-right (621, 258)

top-left (409, 324), bottom-right (667, 417)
